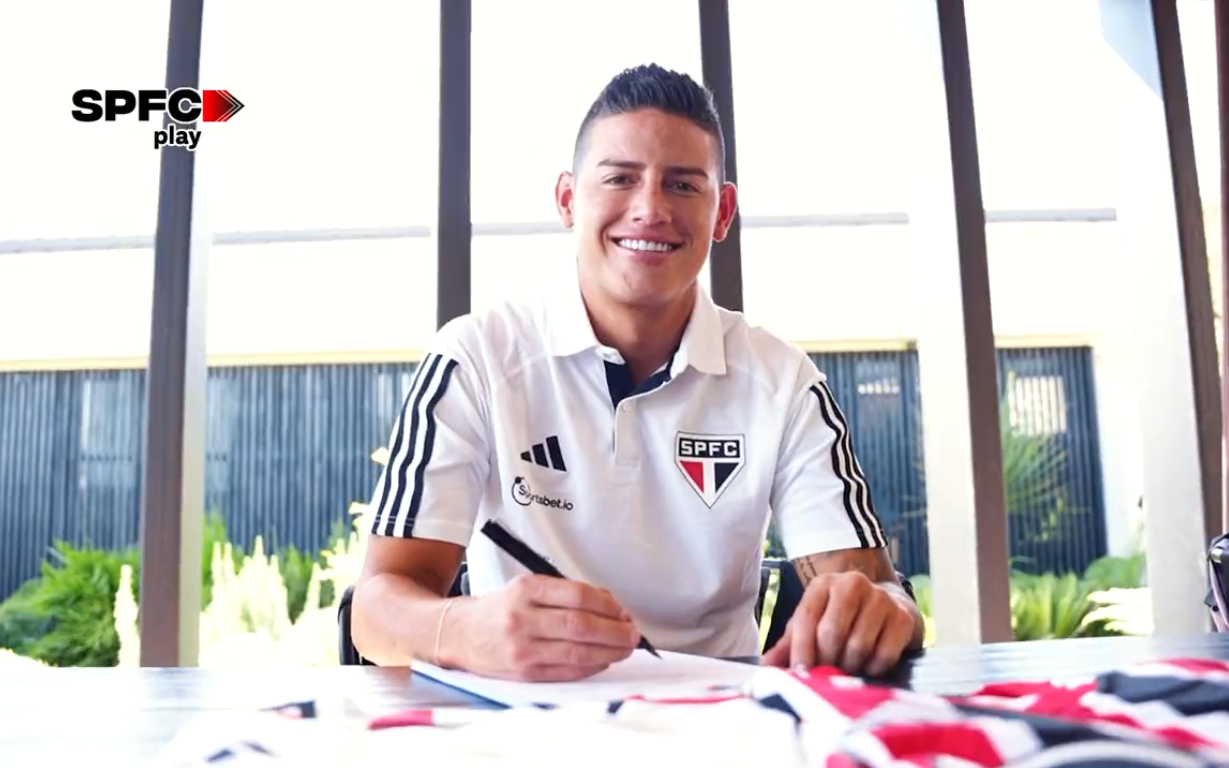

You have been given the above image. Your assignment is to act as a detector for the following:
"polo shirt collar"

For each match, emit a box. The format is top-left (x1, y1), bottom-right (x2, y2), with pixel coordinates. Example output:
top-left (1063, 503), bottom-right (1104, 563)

top-left (671, 284), bottom-right (726, 376)
top-left (545, 279), bottom-right (727, 377)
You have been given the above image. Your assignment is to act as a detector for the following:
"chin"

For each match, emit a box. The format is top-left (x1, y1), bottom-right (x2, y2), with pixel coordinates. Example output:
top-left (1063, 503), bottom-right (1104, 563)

top-left (613, 278), bottom-right (691, 309)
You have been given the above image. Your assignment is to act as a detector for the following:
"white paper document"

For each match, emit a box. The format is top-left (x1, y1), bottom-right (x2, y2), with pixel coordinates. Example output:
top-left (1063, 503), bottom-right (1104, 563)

top-left (412, 650), bottom-right (761, 708)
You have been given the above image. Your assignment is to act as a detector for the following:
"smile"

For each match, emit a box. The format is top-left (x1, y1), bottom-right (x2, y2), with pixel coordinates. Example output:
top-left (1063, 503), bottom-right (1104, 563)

top-left (613, 238), bottom-right (681, 253)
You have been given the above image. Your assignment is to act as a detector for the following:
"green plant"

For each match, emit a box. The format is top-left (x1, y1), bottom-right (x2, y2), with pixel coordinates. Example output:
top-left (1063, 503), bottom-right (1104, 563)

top-left (897, 391), bottom-right (1081, 562)
top-left (23, 542), bottom-right (139, 667)
top-left (116, 508), bottom-right (371, 668)
top-left (1084, 587), bottom-right (1153, 636)
top-left (1010, 571), bottom-right (1117, 640)
top-left (278, 519), bottom-right (350, 622)
top-left (2, 512), bottom-right (236, 667)
top-left (905, 574), bottom-right (935, 647)
top-left (911, 552), bottom-right (1147, 644)
top-left (279, 543), bottom-right (336, 622)
top-left (757, 567), bottom-right (781, 652)
top-left (0, 578), bottom-right (53, 655)
top-left (7, 505), bottom-right (360, 667)
top-left (998, 407), bottom-right (1068, 517)
top-left (1082, 551), bottom-right (1146, 591)
top-left (908, 574), bottom-right (932, 618)
top-left (279, 544), bottom-right (314, 622)
top-left (764, 522), bottom-right (785, 560)
top-left (203, 511), bottom-right (243, 608)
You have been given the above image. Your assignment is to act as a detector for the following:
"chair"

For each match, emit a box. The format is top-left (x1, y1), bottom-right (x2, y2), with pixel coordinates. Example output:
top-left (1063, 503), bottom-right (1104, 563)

top-left (761, 559), bottom-right (805, 652)
top-left (337, 584), bottom-right (370, 666)
top-left (1207, 534), bottom-right (1229, 632)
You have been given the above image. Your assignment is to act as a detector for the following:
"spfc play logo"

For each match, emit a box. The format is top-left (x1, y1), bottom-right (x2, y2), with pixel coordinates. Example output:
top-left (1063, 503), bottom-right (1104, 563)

top-left (71, 88), bottom-right (245, 151)
top-left (675, 432), bottom-right (745, 508)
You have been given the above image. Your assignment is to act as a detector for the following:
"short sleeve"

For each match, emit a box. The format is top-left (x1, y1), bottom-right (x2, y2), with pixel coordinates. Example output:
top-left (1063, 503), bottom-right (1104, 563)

top-left (367, 329), bottom-right (490, 547)
top-left (770, 367), bottom-right (887, 558)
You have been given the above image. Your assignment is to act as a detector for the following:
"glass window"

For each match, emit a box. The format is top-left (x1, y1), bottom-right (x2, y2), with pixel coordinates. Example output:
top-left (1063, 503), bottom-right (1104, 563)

top-left (0, 3), bottom-right (170, 239)
top-left (729, 2), bottom-right (916, 216)
top-left (206, 238), bottom-right (436, 358)
top-left (472, 233), bottom-right (576, 313)
top-left (1177, 0), bottom-right (1222, 363)
top-left (0, 243), bottom-right (154, 616)
top-left (199, 3), bottom-right (439, 232)
top-left (965, 0), bottom-right (1116, 209)
top-left (0, 249), bottom-right (155, 363)
top-left (741, 224), bottom-right (916, 344)
top-left (470, 0), bottom-right (703, 225)
top-left (1005, 371), bottom-right (1069, 436)
top-left (1177, 0), bottom-right (1220, 209)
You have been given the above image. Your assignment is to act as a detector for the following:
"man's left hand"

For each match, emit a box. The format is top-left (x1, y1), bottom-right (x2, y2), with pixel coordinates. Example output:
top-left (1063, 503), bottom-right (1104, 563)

top-left (760, 571), bottom-right (919, 676)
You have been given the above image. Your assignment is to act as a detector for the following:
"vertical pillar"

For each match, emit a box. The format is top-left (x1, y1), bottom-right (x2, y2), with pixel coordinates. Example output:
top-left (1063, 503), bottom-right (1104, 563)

top-left (139, 0), bottom-right (208, 666)
top-left (698, 0), bottom-right (744, 312)
top-left (1100, 0), bottom-right (1221, 634)
top-left (896, 0), bottom-right (1013, 645)
top-left (438, 0), bottom-right (471, 328)
top-left (1216, 0), bottom-right (1229, 535)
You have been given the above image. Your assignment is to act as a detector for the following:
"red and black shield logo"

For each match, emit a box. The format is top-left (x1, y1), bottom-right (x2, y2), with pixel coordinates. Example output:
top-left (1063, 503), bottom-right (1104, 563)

top-left (675, 432), bottom-right (745, 508)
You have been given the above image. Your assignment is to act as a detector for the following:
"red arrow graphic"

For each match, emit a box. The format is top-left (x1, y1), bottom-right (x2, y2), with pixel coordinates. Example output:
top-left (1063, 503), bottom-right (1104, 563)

top-left (202, 90), bottom-right (244, 122)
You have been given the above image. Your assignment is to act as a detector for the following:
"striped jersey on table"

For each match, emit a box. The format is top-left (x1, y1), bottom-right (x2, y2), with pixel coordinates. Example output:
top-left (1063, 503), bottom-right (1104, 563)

top-left (227, 657), bottom-right (1229, 766)
top-left (733, 657), bottom-right (1229, 767)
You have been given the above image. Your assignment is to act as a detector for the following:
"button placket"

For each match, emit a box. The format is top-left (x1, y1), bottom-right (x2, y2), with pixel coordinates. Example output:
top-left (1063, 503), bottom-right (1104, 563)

top-left (613, 399), bottom-right (640, 466)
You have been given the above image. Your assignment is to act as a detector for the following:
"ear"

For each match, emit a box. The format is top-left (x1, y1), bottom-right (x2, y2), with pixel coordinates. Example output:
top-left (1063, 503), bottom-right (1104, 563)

top-left (711, 181), bottom-right (739, 242)
top-left (555, 171), bottom-right (576, 229)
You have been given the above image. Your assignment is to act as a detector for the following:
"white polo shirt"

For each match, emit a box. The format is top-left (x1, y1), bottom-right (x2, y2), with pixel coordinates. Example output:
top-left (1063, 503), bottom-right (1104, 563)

top-left (367, 278), bottom-right (886, 659)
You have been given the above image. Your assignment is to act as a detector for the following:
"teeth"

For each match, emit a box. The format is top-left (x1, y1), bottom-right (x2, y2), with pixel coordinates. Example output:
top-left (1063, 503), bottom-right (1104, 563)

top-left (617, 238), bottom-right (676, 253)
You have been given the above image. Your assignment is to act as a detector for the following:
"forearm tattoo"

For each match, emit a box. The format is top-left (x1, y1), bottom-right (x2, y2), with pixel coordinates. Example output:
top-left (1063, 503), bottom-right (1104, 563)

top-left (791, 548), bottom-right (898, 586)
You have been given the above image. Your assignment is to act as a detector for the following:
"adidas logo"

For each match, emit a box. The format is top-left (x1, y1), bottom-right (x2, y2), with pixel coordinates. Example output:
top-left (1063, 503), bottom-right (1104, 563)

top-left (520, 435), bottom-right (567, 472)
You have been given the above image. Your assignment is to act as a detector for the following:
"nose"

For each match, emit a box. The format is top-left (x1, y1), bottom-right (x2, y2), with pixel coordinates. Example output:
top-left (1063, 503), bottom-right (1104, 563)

top-left (628, 182), bottom-right (672, 226)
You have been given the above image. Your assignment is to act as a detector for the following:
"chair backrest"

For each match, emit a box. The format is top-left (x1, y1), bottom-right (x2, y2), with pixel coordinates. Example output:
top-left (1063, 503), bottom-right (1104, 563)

top-left (763, 559), bottom-right (805, 652)
top-left (336, 584), bottom-right (370, 666)
top-left (1208, 534), bottom-right (1229, 632)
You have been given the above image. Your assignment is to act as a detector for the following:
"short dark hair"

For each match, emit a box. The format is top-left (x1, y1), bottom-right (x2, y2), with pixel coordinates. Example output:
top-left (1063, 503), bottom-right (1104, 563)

top-left (572, 63), bottom-right (726, 182)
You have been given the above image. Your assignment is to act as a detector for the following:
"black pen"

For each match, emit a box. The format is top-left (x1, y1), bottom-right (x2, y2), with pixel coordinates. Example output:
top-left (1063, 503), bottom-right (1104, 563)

top-left (480, 519), bottom-right (661, 658)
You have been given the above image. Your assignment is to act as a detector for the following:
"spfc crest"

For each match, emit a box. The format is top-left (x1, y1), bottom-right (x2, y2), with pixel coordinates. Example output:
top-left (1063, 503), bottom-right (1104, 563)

top-left (675, 432), bottom-right (745, 508)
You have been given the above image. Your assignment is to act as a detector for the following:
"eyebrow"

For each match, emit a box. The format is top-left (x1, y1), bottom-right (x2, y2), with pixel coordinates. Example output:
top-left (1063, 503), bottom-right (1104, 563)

top-left (595, 159), bottom-right (710, 179)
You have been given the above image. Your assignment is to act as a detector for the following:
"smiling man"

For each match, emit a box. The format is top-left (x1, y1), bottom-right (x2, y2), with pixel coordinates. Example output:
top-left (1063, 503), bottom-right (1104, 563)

top-left (351, 64), bottom-right (924, 682)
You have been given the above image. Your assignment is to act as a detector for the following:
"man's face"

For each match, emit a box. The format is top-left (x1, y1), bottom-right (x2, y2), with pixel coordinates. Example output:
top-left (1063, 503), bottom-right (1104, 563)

top-left (556, 108), bottom-right (738, 310)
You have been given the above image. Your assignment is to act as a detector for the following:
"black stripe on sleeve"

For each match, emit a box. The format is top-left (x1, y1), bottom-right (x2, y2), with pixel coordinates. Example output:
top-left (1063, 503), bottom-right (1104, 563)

top-left (810, 383), bottom-right (885, 548)
top-left (370, 354), bottom-right (459, 538)
top-left (369, 356), bottom-right (437, 535)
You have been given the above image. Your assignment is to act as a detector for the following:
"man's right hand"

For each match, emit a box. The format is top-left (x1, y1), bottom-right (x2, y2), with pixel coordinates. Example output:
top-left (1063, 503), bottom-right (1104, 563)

top-left (440, 574), bottom-right (641, 682)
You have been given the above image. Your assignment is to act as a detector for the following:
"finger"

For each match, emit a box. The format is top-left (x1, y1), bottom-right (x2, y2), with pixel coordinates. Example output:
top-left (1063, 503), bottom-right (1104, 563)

top-left (526, 606), bottom-right (640, 649)
top-left (865, 612), bottom-right (916, 678)
top-left (815, 580), bottom-right (866, 668)
top-left (522, 664), bottom-right (610, 683)
top-left (760, 624), bottom-right (792, 667)
top-left (789, 585), bottom-right (827, 670)
top-left (517, 576), bottom-right (630, 619)
top-left (516, 638), bottom-right (635, 669)
top-left (838, 594), bottom-right (889, 672)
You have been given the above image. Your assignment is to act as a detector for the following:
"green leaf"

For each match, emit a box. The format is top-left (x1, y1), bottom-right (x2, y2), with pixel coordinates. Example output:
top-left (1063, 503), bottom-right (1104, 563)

top-left (22, 542), bottom-right (139, 667)
top-left (0, 579), bottom-right (53, 655)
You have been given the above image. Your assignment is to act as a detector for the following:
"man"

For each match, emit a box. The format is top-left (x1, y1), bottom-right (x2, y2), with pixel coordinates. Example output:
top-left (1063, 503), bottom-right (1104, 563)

top-left (352, 64), bottom-right (924, 682)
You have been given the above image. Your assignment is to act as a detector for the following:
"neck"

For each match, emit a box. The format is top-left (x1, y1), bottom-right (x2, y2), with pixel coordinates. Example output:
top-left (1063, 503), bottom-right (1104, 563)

top-left (581, 282), bottom-right (695, 385)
